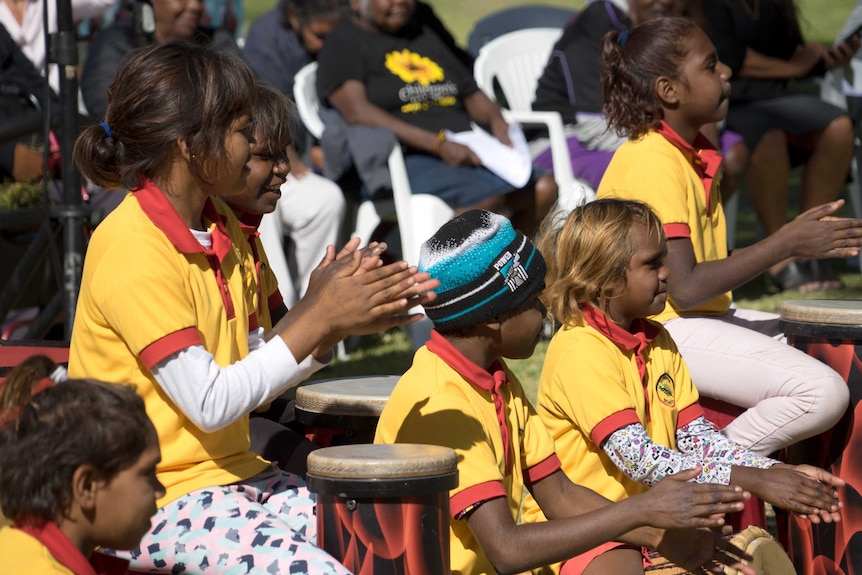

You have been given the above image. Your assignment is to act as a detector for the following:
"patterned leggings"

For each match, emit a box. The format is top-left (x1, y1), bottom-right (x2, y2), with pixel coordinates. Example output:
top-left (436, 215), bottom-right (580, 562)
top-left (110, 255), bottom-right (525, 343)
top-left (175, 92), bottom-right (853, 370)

top-left (105, 467), bottom-right (351, 575)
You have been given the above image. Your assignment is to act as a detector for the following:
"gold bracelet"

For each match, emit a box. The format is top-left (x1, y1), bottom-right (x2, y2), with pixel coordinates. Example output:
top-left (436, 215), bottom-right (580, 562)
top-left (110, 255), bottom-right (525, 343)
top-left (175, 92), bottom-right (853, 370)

top-left (433, 129), bottom-right (446, 156)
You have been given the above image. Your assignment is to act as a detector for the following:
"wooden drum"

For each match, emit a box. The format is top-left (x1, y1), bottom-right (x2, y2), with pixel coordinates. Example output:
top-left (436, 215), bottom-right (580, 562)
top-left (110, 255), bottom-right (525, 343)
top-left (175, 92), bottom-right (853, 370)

top-left (295, 375), bottom-right (399, 446)
top-left (645, 526), bottom-right (795, 574)
top-left (780, 299), bottom-right (862, 574)
top-left (307, 444), bottom-right (458, 575)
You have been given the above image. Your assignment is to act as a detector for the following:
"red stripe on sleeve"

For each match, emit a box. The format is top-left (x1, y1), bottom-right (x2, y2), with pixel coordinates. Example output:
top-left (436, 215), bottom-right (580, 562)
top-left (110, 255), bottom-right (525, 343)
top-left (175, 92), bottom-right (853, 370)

top-left (450, 480), bottom-right (507, 519)
top-left (591, 409), bottom-right (640, 446)
top-left (248, 312), bottom-right (260, 332)
top-left (525, 454), bottom-right (561, 484)
top-left (677, 403), bottom-right (705, 429)
top-left (139, 327), bottom-right (202, 369)
top-left (663, 223), bottom-right (691, 239)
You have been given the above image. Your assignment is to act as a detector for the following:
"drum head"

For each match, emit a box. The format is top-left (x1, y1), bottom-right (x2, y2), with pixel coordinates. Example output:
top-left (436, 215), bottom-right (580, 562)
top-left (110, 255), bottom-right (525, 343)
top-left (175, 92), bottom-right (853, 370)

top-left (725, 526), bottom-right (795, 575)
top-left (296, 375), bottom-right (400, 417)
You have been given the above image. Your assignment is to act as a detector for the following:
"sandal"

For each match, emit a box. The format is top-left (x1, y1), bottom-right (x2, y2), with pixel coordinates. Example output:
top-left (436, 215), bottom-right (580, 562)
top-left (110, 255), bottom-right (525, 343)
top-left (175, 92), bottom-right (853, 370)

top-left (768, 260), bottom-right (822, 293)
top-left (809, 259), bottom-right (844, 291)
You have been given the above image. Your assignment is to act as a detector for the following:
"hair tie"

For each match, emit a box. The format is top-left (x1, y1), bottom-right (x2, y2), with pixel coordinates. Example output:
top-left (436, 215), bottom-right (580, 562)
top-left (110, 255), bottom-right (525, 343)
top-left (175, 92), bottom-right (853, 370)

top-left (0, 377), bottom-right (56, 430)
top-left (99, 121), bottom-right (113, 138)
top-left (617, 29), bottom-right (630, 46)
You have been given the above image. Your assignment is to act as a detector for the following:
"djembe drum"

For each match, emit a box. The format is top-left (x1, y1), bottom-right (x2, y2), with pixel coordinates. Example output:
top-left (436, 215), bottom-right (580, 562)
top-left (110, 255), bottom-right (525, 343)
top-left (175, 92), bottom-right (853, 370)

top-left (295, 375), bottom-right (399, 446)
top-left (779, 299), bottom-right (862, 574)
top-left (645, 526), bottom-right (795, 574)
top-left (307, 443), bottom-right (458, 575)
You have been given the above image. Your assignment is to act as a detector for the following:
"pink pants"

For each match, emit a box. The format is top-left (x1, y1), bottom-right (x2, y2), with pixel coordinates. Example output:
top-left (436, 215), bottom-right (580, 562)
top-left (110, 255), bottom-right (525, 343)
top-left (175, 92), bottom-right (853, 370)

top-left (664, 308), bottom-right (849, 455)
top-left (104, 466), bottom-right (352, 574)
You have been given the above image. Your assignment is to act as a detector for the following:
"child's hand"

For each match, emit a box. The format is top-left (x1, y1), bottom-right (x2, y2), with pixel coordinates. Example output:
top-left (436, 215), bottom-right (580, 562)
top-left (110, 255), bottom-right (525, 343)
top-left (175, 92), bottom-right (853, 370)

top-left (641, 467), bottom-right (749, 529)
top-left (780, 200), bottom-right (862, 259)
top-left (301, 254), bottom-right (439, 339)
top-left (331, 239), bottom-right (387, 273)
top-left (757, 464), bottom-right (843, 524)
top-left (656, 528), bottom-right (755, 575)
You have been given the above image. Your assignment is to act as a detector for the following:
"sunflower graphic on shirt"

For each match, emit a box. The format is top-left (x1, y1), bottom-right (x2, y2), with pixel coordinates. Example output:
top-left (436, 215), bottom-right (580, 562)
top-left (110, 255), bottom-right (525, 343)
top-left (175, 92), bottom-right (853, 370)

top-left (385, 49), bottom-right (444, 86)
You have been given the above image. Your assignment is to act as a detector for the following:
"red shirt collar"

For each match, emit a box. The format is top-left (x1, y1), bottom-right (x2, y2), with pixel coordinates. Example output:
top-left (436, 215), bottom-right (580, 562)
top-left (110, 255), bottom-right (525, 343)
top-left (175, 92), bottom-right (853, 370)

top-left (16, 522), bottom-right (130, 575)
top-left (133, 179), bottom-right (233, 264)
top-left (581, 305), bottom-right (659, 384)
top-left (655, 121), bottom-right (723, 216)
top-left (426, 330), bottom-right (513, 475)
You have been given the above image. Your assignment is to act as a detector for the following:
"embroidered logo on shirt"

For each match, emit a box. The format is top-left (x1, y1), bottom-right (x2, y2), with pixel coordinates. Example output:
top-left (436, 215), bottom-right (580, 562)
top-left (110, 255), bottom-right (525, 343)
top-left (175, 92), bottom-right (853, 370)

top-left (656, 374), bottom-right (675, 407)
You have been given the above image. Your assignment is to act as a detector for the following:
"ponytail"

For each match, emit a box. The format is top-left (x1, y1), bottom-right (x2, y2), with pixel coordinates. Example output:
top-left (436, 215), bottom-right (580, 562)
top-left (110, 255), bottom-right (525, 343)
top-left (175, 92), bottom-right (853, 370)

top-left (601, 17), bottom-right (698, 140)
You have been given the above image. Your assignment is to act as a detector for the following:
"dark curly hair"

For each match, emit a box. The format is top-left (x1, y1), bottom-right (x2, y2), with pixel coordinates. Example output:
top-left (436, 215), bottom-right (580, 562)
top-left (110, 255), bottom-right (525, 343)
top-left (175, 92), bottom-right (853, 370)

top-left (73, 41), bottom-right (257, 191)
top-left (0, 355), bottom-right (155, 526)
top-left (601, 17), bottom-right (699, 140)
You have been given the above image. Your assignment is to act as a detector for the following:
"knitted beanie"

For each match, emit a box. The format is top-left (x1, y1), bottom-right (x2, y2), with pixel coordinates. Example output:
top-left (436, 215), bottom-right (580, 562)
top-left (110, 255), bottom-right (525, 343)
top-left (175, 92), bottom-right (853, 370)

top-left (419, 210), bottom-right (546, 331)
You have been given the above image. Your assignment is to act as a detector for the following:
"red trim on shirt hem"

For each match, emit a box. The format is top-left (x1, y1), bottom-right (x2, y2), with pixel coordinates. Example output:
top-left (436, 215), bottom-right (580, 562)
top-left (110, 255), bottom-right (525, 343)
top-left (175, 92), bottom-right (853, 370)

top-left (663, 223), bottom-right (691, 239)
top-left (592, 409), bottom-right (640, 446)
top-left (450, 480), bottom-right (507, 518)
top-left (525, 453), bottom-right (561, 484)
top-left (140, 326), bottom-right (202, 368)
top-left (677, 403), bottom-right (705, 429)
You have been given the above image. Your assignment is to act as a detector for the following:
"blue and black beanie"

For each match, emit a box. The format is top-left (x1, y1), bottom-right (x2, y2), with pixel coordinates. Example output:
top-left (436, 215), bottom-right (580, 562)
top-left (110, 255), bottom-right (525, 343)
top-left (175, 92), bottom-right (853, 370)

top-left (419, 210), bottom-right (546, 331)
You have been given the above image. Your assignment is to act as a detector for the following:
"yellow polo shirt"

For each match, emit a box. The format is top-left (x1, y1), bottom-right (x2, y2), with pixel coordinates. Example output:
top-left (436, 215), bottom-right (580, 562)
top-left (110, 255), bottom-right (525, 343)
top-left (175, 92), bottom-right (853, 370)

top-left (536, 306), bottom-right (703, 503)
top-left (69, 181), bottom-right (269, 507)
top-left (597, 122), bottom-right (731, 322)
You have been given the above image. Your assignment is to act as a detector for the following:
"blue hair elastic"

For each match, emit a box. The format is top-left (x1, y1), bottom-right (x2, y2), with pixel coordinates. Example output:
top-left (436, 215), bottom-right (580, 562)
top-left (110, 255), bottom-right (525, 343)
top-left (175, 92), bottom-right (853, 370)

top-left (99, 121), bottom-right (112, 138)
top-left (617, 29), bottom-right (630, 47)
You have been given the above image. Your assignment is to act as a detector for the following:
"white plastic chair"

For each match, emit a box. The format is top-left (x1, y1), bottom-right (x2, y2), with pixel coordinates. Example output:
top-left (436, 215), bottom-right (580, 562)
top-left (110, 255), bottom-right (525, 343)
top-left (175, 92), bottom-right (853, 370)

top-left (293, 62), bottom-right (451, 348)
top-left (474, 27), bottom-right (595, 213)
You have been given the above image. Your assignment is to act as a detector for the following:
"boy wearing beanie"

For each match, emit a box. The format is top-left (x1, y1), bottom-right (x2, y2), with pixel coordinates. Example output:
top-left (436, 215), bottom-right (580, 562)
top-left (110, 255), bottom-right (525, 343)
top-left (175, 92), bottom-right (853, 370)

top-left (374, 210), bottom-right (756, 575)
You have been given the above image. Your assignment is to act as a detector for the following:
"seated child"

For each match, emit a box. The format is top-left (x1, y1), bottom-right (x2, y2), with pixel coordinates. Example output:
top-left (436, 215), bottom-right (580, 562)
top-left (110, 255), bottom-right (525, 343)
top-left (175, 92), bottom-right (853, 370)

top-left (534, 199), bottom-right (843, 574)
top-left (374, 209), bottom-right (756, 575)
top-left (221, 84), bottom-right (387, 476)
top-left (597, 17), bottom-right (862, 455)
top-left (0, 355), bottom-right (164, 574)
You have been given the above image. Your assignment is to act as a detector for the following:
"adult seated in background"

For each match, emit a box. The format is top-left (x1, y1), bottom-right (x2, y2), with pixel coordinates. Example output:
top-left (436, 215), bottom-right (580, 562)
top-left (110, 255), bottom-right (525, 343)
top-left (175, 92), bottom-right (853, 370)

top-left (243, 0), bottom-right (349, 305)
top-left (0, 23), bottom-right (59, 183)
top-left (701, 0), bottom-right (858, 291)
top-left (81, 0), bottom-right (240, 123)
top-left (532, 0), bottom-right (748, 197)
top-left (0, 0), bottom-right (112, 93)
top-left (316, 0), bottom-right (558, 235)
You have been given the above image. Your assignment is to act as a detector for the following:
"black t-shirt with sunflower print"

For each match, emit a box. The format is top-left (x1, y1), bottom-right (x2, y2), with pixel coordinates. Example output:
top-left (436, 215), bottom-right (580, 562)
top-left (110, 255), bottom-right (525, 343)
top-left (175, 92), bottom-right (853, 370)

top-left (317, 18), bottom-right (480, 145)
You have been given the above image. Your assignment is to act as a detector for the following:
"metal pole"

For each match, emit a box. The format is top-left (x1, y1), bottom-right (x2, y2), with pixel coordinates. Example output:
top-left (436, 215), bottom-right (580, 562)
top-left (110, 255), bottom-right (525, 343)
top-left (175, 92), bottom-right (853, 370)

top-left (48, 0), bottom-right (85, 339)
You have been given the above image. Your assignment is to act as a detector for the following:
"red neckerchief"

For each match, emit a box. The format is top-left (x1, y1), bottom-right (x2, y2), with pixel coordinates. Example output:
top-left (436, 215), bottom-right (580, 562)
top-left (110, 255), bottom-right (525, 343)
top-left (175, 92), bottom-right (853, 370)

top-left (133, 180), bottom-right (236, 319)
top-left (655, 121), bottom-right (723, 216)
top-left (426, 330), bottom-right (513, 476)
top-left (581, 305), bottom-right (660, 413)
top-left (15, 522), bottom-right (129, 575)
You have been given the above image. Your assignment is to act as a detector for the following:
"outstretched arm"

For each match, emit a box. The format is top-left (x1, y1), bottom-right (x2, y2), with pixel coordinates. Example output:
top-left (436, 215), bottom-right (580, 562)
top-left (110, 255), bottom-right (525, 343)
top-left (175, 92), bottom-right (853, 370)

top-left (666, 201), bottom-right (862, 309)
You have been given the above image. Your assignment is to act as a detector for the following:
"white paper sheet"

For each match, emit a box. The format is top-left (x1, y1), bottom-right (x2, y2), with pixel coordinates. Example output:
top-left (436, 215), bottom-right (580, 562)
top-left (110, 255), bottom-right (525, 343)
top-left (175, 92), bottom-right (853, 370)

top-left (445, 124), bottom-right (532, 188)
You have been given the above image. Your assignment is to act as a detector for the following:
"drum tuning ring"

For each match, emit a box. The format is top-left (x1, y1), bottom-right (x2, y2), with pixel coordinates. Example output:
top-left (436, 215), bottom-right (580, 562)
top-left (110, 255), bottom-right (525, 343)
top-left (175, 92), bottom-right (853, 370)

top-left (346, 499), bottom-right (358, 511)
